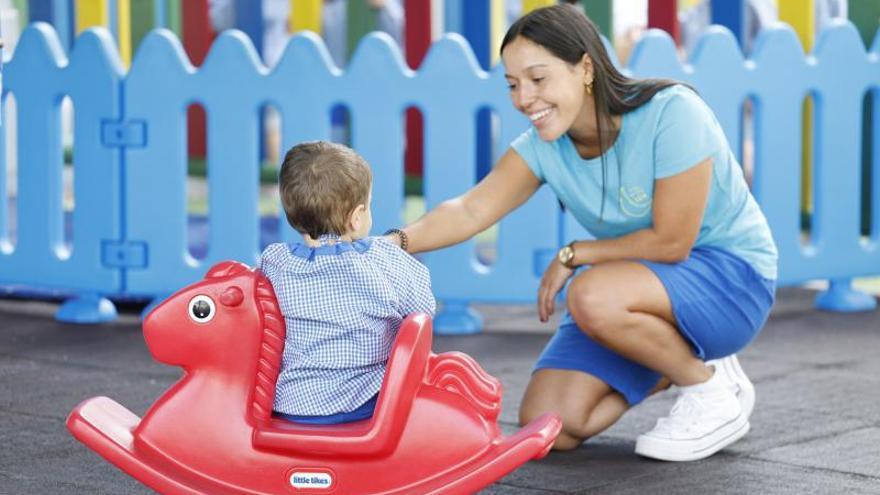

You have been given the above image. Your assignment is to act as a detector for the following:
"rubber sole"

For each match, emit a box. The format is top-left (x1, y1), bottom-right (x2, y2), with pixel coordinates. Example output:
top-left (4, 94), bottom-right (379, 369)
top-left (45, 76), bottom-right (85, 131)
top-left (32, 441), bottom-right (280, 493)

top-left (634, 415), bottom-right (750, 462)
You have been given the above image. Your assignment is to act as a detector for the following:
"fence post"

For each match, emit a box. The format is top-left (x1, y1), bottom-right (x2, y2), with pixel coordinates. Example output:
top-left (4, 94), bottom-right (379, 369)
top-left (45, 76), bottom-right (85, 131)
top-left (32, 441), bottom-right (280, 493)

top-left (131, 0), bottom-right (157, 58)
top-left (580, 0), bottom-right (612, 40)
top-left (777, 1), bottom-right (872, 311)
top-left (182, 0), bottom-right (211, 159)
top-left (290, 0), bottom-right (322, 33)
top-left (648, 0), bottom-right (680, 45)
top-left (165, 0), bottom-right (181, 36)
top-left (850, 2), bottom-right (880, 238)
top-left (709, 0), bottom-right (744, 48)
top-left (461, 0), bottom-right (502, 183)
top-left (28, 0), bottom-right (73, 51)
top-left (234, 0), bottom-right (263, 56)
top-left (403, 0), bottom-right (434, 178)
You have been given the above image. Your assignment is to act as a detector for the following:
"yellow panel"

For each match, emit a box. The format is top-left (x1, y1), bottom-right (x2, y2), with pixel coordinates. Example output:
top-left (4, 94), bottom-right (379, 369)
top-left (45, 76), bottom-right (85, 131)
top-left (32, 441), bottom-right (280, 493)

top-left (490, 0), bottom-right (505, 65)
top-left (778, 0), bottom-right (815, 52)
top-left (778, 0), bottom-right (815, 219)
top-left (523, 0), bottom-right (556, 14)
top-left (117, 0), bottom-right (132, 67)
top-left (291, 0), bottom-right (322, 33)
top-left (76, 0), bottom-right (109, 33)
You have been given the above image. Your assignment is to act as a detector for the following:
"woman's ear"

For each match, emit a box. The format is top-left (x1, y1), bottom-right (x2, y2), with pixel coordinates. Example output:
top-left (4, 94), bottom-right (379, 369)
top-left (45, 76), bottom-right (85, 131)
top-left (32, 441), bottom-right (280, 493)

top-left (581, 53), bottom-right (594, 84)
top-left (348, 204), bottom-right (366, 232)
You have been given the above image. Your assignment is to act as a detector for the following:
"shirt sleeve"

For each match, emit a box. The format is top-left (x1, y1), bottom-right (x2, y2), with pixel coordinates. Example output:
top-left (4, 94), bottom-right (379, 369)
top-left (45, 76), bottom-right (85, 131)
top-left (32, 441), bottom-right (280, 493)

top-left (654, 88), bottom-right (723, 179)
top-left (510, 128), bottom-right (546, 183)
top-left (396, 254), bottom-right (436, 317)
top-left (374, 238), bottom-right (435, 317)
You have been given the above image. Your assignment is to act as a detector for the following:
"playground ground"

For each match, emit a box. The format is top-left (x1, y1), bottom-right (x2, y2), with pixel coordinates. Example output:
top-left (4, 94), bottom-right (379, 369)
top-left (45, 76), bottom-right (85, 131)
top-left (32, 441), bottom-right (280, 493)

top-left (1, 287), bottom-right (879, 494)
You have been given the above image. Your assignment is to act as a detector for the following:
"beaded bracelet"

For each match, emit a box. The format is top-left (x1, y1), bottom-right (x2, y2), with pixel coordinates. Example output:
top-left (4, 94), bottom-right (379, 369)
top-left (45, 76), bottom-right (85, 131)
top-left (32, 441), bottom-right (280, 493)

top-left (383, 228), bottom-right (409, 252)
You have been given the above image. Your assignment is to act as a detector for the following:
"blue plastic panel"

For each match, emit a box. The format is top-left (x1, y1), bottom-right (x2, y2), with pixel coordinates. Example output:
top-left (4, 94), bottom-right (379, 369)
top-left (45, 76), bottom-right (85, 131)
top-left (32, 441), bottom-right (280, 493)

top-left (629, 24), bottom-right (880, 285)
top-left (2, 20), bottom-right (880, 304)
top-left (1, 24), bottom-right (123, 293)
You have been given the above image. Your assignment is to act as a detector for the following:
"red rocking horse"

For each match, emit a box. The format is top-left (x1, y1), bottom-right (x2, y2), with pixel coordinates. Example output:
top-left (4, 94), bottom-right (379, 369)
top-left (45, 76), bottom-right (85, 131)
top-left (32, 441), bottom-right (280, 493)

top-left (67, 261), bottom-right (561, 494)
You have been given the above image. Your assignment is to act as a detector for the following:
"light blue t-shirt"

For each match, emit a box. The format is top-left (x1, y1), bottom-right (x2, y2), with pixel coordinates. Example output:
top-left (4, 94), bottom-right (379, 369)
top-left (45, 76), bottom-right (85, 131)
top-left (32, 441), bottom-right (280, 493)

top-left (511, 85), bottom-right (778, 280)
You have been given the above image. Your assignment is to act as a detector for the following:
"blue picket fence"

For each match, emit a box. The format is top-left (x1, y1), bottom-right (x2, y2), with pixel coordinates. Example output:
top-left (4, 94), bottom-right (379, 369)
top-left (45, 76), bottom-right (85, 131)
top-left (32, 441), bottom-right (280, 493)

top-left (1, 20), bottom-right (878, 330)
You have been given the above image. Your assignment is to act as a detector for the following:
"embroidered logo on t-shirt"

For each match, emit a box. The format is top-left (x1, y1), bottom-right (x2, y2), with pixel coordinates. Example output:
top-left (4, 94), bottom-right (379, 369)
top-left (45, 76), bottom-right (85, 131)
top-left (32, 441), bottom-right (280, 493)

top-left (619, 186), bottom-right (651, 218)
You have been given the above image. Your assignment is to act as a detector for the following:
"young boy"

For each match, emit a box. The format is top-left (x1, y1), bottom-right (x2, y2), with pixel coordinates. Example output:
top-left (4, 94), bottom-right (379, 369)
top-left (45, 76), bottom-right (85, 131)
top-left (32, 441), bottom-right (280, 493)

top-left (260, 141), bottom-right (435, 425)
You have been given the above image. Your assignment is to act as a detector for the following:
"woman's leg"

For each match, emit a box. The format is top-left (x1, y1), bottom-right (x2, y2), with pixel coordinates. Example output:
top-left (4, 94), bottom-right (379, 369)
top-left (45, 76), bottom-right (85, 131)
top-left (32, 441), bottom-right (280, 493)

top-left (519, 369), bottom-right (626, 450)
top-left (520, 371), bottom-right (672, 450)
top-left (564, 260), bottom-right (753, 461)
top-left (565, 260), bottom-right (712, 386)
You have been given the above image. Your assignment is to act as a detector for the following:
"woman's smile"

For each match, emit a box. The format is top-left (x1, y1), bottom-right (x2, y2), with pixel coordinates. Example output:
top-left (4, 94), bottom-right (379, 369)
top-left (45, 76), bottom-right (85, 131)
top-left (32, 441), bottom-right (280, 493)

top-left (529, 107), bottom-right (554, 127)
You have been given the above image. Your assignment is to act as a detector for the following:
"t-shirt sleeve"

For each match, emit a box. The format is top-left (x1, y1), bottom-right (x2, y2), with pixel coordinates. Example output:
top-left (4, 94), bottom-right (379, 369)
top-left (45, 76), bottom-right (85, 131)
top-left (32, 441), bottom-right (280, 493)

top-left (654, 89), bottom-right (723, 179)
top-left (510, 128), bottom-right (546, 183)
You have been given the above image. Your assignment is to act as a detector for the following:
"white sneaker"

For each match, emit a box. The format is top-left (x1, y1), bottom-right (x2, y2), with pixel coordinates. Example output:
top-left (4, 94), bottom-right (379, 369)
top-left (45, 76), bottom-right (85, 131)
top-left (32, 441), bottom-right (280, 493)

top-left (707, 354), bottom-right (755, 419)
top-left (635, 369), bottom-right (749, 462)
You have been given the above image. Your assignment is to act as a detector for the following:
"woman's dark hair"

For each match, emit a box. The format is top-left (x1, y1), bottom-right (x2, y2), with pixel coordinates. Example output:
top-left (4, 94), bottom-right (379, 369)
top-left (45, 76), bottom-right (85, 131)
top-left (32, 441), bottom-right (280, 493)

top-left (501, 4), bottom-right (683, 220)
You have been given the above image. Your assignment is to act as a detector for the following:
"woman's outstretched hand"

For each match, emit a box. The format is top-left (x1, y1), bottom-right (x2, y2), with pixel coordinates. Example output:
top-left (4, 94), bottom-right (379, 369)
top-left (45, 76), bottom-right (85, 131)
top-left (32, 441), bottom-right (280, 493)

top-left (538, 260), bottom-right (575, 322)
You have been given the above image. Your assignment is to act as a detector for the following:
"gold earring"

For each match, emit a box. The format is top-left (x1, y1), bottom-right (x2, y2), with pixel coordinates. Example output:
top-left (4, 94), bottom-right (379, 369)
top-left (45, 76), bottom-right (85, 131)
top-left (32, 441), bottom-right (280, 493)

top-left (586, 82), bottom-right (593, 95)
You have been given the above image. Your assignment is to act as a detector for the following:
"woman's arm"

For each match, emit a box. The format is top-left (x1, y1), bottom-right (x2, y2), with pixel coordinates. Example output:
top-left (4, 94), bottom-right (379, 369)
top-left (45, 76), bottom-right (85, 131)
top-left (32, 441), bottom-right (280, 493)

top-left (537, 158), bottom-right (712, 322)
top-left (571, 158), bottom-right (713, 266)
top-left (401, 148), bottom-right (542, 254)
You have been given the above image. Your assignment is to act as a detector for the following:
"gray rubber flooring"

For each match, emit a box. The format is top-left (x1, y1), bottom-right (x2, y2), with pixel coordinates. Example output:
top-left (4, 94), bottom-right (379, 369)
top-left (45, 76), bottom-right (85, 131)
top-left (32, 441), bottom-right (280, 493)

top-left (1, 288), bottom-right (879, 494)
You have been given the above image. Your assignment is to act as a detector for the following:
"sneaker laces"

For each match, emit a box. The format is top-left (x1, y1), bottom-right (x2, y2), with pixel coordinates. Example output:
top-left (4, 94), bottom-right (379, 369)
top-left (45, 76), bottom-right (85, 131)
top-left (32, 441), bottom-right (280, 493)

top-left (654, 392), bottom-right (708, 434)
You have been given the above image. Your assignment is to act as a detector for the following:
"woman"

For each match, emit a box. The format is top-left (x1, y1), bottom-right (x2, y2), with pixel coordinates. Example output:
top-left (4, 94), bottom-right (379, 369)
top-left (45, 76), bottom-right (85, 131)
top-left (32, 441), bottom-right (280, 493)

top-left (385, 5), bottom-right (776, 461)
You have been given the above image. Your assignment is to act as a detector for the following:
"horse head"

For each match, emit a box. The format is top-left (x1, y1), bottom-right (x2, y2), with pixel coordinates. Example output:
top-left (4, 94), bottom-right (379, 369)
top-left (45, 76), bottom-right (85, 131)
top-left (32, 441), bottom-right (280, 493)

top-left (143, 261), bottom-right (271, 376)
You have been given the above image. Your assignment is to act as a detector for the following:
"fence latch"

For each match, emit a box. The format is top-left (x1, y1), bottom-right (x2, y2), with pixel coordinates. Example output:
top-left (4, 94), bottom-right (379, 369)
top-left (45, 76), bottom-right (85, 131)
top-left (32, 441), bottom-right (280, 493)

top-left (101, 120), bottom-right (147, 148)
top-left (102, 240), bottom-right (148, 268)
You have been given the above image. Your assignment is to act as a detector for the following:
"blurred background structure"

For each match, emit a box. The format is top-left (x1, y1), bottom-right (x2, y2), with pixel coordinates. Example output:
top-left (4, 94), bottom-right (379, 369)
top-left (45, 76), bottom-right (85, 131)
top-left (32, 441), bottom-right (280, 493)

top-left (0, 0), bottom-right (878, 333)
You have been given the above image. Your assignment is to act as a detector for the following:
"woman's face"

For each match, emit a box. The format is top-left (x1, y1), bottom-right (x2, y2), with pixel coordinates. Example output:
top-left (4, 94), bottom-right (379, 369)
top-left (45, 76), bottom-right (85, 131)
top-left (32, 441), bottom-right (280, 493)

top-left (502, 36), bottom-right (590, 142)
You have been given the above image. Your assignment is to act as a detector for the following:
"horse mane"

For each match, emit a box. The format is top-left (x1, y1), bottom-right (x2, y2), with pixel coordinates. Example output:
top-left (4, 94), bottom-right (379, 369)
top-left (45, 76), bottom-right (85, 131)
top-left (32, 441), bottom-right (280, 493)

top-left (251, 270), bottom-right (286, 422)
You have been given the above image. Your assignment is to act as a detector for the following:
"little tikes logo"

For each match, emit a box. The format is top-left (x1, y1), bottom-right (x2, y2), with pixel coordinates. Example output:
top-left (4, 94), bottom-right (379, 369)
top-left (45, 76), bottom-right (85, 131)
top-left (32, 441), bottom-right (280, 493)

top-left (289, 470), bottom-right (334, 490)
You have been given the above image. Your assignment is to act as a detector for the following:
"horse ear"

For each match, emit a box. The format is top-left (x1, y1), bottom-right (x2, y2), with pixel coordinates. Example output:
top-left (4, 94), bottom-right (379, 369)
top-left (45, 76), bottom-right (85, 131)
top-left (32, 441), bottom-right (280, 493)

top-left (220, 286), bottom-right (245, 307)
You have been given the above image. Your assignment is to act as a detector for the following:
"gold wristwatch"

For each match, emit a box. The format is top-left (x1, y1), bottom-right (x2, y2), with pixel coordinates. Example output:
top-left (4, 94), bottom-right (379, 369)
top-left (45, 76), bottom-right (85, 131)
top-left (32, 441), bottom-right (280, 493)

top-left (557, 242), bottom-right (576, 268)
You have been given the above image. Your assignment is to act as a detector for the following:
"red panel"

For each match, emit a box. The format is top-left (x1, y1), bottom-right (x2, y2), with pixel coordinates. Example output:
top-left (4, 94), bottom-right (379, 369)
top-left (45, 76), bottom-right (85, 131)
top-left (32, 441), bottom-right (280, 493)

top-left (404, 0), bottom-right (433, 177)
top-left (648, 0), bottom-right (680, 45)
top-left (182, 0), bottom-right (214, 158)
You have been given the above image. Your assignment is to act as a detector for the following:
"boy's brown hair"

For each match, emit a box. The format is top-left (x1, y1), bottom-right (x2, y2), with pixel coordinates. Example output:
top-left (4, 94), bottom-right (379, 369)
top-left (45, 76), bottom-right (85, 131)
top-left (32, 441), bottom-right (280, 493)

top-left (279, 141), bottom-right (372, 238)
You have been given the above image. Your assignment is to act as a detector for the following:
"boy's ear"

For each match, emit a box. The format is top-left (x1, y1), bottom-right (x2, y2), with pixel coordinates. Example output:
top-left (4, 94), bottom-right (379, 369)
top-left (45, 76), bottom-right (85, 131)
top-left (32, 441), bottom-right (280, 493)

top-left (348, 204), bottom-right (366, 231)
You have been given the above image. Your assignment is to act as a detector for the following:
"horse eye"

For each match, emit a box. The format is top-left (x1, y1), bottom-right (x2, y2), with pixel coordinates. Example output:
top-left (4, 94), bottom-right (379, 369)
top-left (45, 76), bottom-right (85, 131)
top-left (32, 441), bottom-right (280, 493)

top-left (188, 295), bottom-right (216, 323)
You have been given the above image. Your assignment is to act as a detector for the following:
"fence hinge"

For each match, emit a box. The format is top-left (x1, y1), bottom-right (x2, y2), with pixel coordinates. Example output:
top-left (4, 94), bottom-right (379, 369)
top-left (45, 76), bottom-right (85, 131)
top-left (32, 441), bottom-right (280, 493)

top-left (102, 240), bottom-right (148, 268)
top-left (101, 120), bottom-right (147, 148)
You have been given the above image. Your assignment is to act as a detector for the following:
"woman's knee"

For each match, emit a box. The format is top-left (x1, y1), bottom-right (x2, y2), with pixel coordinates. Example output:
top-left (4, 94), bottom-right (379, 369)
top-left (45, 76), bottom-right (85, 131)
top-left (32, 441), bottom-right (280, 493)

top-left (519, 397), bottom-right (593, 445)
top-left (566, 275), bottom-right (619, 342)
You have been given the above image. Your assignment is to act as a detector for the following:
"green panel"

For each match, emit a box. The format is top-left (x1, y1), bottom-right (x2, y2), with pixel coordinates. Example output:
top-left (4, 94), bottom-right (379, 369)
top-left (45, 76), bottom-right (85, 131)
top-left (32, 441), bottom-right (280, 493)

top-left (347, 0), bottom-right (377, 61)
top-left (849, 1), bottom-right (880, 46)
top-left (581, 0), bottom-right (612, 40)
top-left (166, 0), bottom-right (182, 37)
top-left (12, 0), bottom-right (28, 25)
top-left (850, 4), bottom-right (879, 235)
top-left (131, 0), bottom-right (157, 56)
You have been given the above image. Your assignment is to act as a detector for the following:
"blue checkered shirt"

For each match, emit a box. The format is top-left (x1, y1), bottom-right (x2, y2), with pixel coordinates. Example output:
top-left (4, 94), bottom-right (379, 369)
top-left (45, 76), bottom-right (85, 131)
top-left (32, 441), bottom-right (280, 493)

top-left (259, 235), bottom-right (435, 417)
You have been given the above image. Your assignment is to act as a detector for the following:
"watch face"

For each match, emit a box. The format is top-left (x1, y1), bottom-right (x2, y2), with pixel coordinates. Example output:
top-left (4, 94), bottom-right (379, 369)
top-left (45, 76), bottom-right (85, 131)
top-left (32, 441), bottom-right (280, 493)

top-left (558, 246), bottom-right (573, 264)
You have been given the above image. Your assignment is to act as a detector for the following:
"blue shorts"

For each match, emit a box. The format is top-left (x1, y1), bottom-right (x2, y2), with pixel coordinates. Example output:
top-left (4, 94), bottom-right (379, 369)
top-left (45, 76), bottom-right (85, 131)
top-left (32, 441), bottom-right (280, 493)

top-left (274, 394), bottom-right (379, 425)
top-left (535, 247), bottom-right (776, 406)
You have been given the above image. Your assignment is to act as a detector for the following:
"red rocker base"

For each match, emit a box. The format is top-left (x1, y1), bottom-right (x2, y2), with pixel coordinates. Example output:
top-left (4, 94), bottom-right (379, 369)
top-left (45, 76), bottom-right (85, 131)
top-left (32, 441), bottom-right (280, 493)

top-left (67, 261), bottom-right (561, 495)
